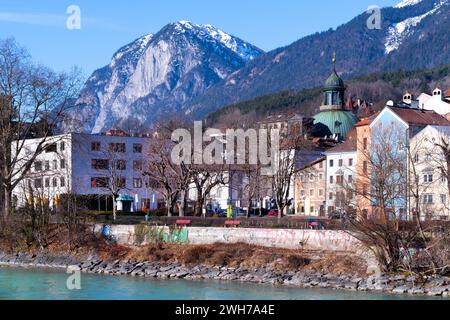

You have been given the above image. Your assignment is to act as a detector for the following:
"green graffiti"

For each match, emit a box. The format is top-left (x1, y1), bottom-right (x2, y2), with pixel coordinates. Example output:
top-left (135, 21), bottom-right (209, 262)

top-left (164, 226), bottom-right (189, 244)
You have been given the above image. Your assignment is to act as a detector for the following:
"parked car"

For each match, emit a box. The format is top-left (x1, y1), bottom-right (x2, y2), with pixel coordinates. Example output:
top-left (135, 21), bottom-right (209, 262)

top-left (268, 209), bottom-right (281, 217)
top-left (249, 208), bottom-right (270, 217)
top-left (216, 209), bottom-right (228, 217)
top-left (237, 208), bottom-right (248, 217)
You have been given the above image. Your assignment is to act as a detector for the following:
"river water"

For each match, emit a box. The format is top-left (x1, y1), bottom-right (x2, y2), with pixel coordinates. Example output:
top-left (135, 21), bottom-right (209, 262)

top-left (0, 267), bottom-right (439, 300)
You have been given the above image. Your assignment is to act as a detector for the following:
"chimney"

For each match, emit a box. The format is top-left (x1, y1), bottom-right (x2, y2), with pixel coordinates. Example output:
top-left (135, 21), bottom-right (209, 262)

top-left (433, 88), bottom-right (443, 101)
top-left (403, 92), bottom-right (413, 104)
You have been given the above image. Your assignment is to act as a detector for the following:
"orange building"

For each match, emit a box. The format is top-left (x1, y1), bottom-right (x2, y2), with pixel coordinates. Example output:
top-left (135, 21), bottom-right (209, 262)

top-left (355, 115), bottom-right (376, 218)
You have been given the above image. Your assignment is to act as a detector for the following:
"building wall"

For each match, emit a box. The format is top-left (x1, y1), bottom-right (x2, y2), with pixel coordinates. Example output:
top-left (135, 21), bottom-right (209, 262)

top-left (369, 109), bottom-right (409, 218)
top-left (12, 133), bottom-right (160, 211)
top-left (409, 126), bottom-right (450, 220)
top-left (12, 134), bottom-right (72, 207)
top-left (356, 124), bottom-right (373, 217)
top-left (295, 160), bottom-right (326, 217)
top-left (324, 151), bottom-right (357, 213)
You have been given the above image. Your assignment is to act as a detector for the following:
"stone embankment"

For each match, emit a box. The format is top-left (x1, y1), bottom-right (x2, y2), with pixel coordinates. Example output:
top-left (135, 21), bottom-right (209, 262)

top-left (1, 251), bottom-right (449, 297)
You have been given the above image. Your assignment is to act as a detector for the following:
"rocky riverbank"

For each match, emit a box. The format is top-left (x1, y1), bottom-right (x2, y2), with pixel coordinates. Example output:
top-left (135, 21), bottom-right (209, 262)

top-left (0, 251), bottom-right (449, 297)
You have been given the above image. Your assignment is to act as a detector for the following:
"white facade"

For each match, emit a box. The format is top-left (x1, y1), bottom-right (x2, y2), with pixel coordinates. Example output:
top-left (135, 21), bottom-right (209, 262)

top-left (409, 125), bottom-right (450, 220)
top-left (409, 88), bottom-right (450, 116)
top-left (324, 150), bottom-right (357, 213)
top-left (12, 133), bottom-right (159, 211)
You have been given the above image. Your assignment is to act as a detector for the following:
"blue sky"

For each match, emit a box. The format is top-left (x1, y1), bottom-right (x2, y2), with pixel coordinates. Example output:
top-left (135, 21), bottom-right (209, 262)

top-left (0, 0), bottom-right (398, 77)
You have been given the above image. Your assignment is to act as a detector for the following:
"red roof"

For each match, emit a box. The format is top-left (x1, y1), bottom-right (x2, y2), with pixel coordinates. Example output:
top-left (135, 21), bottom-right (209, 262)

top-left (355, 112), bottom-right (379, 127)
top-left (390, 107), bottom-right (450, 126)
top-left (325, 128), bottom-right (357, 153)
top-left (445, 89), bottom-right (450, 98)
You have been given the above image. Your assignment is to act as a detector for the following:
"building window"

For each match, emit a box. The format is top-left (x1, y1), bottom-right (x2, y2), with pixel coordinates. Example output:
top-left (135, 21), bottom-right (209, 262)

top-left (52, 178), bottom-right (58, 187)
top-left (60, 159), bottom-right (66, 169)
top-left (116, 160), bottom-right (126, 170)
top-left (309, 174), bottom-right (315, 182)
top-left (310, 189), bottom-right (314, 197)
top-left (91, 142), bottom-right (101, 151)
top-left (133, 160), bottom-right (142, 171)
top-left (424, 173), bottom-right (433, 183)
top-left (319, 162), bottom-right (323, 169)
top-left (414, 154), bottom-right (419, 163)
top-left (441, 194), bottom-right (446, 204)
top-left (34, 178), bottom-right (42, 188)
top-left (422, 194), bottom-right (434, 204)
top-left (60, 142), bottom-right (65, 152)
top-left (310, 206), bottom-right (315, 213)
top-left (300, 190), bottom-right (305, 197)
top-left (34, 161), bottom-right (42, 172)
top-left (133, 144), bottom-right (143, 153)
top-left (329, 193), bottom-right (333, 200)
top-left (319, 173), bottom-right (324, 180)
top-left (45, 143), bottom-right (57, 153)
top-left (363, 161), bottom-right (368, 174)
top-left (347, 190), bottom-right (354, 200)
top-left (133, 178), bottom-right (143, 188)
top-left (363, 185), bottom-right (368, 197)
top-left (45, 178), bottom-right (50, 188)
top-left (60, 177), bottom-right (65, 187)
top-left (348, 175), bottom-right (353, 183)
top-left (349, 158), bottom-right (353, 166)
top-left (363, 138), bottom-right (368, 151)
top-left (319, 189), bottom-right (324, 197)
top-left (338, 159), bottom-right (343, 167)
top-left (109, 143), bottom-right (126, 153)
top-left (45, 161), bottom-right (50, 171)
top-left (336, 175), bottom-right (344, 185)
top-left (329, 160), bottom-right (334, 168)
top-left (92, 159), bottom-right (109, 170)
top-left (91, 177), bottom-right (109, 188)
top-left (330, 176), bottom-right (334, 184)
top-left (53, 160), bottom-right (57, 170)
top-left (117, 177), bottom-right (126, 188)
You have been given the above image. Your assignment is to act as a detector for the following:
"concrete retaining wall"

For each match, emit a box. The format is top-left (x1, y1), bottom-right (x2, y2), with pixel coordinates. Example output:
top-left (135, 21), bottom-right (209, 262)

top-left (96, 224), bottom-right (362, 253)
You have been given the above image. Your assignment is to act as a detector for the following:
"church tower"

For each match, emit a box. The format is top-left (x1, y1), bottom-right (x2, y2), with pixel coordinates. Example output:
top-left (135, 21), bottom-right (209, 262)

top-left (313, 54), bottom-right (359, 141)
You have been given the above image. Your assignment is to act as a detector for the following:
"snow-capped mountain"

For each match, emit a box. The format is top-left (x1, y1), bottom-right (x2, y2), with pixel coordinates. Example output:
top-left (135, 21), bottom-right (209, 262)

top-left (386, 0), bottom-right (448, 53)
top-left (63, 21), bottom-right (263, 133)
top-left (184, 0), bottom-right (450, 118)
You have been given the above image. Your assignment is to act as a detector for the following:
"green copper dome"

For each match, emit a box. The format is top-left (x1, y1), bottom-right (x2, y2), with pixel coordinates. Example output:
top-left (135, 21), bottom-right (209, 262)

top-left (313, 110), bottom-right (359, 140)
top-left (324, 70), bottom-right (345, 90)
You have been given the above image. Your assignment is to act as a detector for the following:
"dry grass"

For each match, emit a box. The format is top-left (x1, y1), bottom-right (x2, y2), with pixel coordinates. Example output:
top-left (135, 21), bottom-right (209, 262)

top-left (122, 242), bottom-right (367, 276)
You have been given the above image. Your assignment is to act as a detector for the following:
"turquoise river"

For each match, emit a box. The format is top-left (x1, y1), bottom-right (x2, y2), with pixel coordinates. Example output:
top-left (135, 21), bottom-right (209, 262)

top-left (0, 266), bottom-right (443, 300)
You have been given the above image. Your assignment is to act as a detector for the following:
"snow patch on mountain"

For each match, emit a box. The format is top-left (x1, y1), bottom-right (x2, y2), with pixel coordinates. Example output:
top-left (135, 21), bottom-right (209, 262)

top-left (174, 20), bottom-right (261, 61)
top-left (385, 0), bottom-right (448, 54)
top-left (394, 0), bottom-right (423, 8)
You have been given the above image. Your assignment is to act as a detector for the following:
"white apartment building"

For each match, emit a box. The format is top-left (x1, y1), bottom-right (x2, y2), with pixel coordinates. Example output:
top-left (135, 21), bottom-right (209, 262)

top-left (12, 132), bottom-right (160, 212)
top-left (323, 135), bottom-right (357, 214)
top-left (409, 125), bottom-right (450, 220)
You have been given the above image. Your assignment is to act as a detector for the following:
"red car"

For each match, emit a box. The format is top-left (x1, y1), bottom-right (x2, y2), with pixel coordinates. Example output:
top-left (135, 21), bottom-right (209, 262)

top-left (268, 209), bottom-right (281, 217)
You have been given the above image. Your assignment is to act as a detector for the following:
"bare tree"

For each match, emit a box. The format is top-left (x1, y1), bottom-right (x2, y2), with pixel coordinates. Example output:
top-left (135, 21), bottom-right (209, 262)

top-left (346, 123), bottom-right (439, 273)
top-left (270, 125), bottom-right (309, 219)
top-left (142, 121), bottom-right (193, 217)
top-left (190, 166), bottom-right (228, 217)
top-left (0, 38), bottom-right (82, 220)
